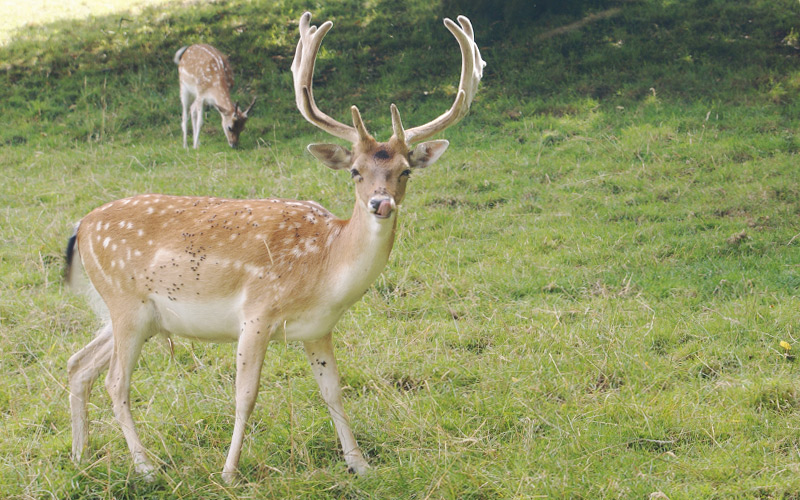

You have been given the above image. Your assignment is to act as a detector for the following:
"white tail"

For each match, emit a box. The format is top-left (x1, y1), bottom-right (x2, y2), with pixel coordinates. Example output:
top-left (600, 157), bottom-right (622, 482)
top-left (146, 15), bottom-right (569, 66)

top-left (175, 44), bottom-right (255, 149)
top-left (67, 12), bottom-right (482, 483)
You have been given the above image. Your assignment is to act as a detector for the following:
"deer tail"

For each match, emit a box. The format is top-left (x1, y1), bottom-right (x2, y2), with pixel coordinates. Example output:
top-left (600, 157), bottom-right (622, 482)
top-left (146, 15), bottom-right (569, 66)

top-left (174, 46), bottom-right (189, 65)
top-left (64, 223), bottom-right (80, 288)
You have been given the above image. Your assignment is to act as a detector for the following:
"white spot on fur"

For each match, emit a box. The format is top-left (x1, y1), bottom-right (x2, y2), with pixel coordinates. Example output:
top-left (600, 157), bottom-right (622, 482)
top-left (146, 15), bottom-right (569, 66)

top-left (244, 264), bottom-right (262, 276)
top-left (103, 237), bottom-right (111, 248)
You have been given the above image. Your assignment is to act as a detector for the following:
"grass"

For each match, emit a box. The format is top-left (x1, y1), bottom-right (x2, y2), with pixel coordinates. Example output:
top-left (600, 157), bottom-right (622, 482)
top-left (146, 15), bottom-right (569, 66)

top-left (2, 0), bottom-right (800, 498)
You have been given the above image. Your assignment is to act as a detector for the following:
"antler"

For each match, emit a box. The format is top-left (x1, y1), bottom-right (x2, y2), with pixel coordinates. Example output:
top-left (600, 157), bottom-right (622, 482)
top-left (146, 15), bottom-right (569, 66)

top-left (235, 96), bottom-right (257, 116)
top-left (243, 95), bottom-right (256, 116)
top-left (399, 16), bottom-right (485, 145)
top-left (291, 12), bottom-right (368, 144)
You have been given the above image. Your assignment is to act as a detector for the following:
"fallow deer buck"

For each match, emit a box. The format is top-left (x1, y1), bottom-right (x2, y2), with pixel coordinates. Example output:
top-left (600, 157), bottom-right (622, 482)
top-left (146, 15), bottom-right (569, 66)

top-left (174, 44), bottom-right (255, 149)
top-left (66, 12), bottom-right (484, 482)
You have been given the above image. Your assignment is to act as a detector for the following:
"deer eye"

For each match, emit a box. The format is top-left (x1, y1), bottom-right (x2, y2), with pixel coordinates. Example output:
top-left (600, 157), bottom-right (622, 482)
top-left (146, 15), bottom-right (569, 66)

top-left (227, 126), bottom-right (233, 132)
top-left (350, 169), bottom-right (362, 180)
top-left (400, 169), bottom-right (412, 178)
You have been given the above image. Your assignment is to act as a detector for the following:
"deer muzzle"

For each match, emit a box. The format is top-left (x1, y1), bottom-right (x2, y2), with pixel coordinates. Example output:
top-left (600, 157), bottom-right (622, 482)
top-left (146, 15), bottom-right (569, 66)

top-left (368, 195), bottom-right (395, 219)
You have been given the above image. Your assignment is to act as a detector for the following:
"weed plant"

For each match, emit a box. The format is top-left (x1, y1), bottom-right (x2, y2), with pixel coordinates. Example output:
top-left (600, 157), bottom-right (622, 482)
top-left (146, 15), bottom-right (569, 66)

top-left (2, 0), bottom-right (800, 498)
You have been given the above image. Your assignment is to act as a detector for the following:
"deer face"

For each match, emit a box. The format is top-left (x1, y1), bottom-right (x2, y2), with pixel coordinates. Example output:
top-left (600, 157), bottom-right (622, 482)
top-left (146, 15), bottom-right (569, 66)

top-left (307, 138), bottom-right (450, 220)
top-left (220, 98), bottom-right (256, 148)
top-left (221, 109), bottom-right (248, 148)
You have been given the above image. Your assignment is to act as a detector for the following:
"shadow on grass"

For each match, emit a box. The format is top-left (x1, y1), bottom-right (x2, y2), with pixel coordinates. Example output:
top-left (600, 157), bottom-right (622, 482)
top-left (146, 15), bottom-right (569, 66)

top-left (1, 0), bottom-right (799, 146)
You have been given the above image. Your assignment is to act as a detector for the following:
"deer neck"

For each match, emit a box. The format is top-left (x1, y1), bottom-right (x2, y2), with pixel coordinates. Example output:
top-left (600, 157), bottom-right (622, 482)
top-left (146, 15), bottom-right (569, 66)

top-left (212, 88), bottom-right (235, 116)
top-left (326, 199), bottom-right (397, 300)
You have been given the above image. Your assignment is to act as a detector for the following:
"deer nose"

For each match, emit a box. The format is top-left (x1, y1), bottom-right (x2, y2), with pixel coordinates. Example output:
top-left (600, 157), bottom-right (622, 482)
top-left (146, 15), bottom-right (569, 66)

top-left (368, 195), bottom-right (395, 218)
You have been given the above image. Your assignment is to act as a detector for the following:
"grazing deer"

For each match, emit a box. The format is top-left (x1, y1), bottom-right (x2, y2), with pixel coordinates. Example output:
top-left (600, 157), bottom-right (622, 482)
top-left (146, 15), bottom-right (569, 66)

top-left (174, 44), bottom-right (256, 149)
top-left (66, 12), bottom-right (484, 482)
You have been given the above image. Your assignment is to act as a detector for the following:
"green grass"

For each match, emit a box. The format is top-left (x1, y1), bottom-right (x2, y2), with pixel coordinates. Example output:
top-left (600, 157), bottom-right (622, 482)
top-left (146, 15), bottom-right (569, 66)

top-left (3, 0), bottom-right (800, 498)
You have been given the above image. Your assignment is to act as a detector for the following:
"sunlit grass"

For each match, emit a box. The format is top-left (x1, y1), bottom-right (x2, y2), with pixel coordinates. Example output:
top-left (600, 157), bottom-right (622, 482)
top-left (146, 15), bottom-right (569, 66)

top-left (0, 0), bottom-right (179, 45)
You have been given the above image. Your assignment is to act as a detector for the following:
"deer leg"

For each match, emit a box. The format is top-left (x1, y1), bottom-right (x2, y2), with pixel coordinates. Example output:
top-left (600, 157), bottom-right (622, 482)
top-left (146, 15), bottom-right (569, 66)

top-left (104, 317), bottom-right (155, 478)
top-left (180, 87), bottom-right (191, 149)
top-left (303, 334), bottom-right (369, 474)
top-left (222, 323), bottom-right (272, 484)
top-left (68, 322), bottom-right (113, 462)
top-left (190, 100), bottom-right (204, 149)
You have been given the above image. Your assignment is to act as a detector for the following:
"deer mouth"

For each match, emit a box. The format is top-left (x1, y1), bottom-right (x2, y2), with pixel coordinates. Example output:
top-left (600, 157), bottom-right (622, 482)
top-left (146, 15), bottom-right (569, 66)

top-left (369, 197), bottom-right (395, 219)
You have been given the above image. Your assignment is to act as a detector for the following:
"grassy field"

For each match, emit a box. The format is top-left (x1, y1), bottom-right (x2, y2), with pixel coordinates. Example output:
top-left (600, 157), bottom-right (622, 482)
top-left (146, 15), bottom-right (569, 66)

top-left (2, 0), bottom-right (800, 498)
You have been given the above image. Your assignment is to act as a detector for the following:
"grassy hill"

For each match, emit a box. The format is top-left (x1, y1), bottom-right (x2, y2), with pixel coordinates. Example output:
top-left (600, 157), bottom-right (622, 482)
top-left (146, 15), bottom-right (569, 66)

top-left (2, 0), bottom-right (800, 498)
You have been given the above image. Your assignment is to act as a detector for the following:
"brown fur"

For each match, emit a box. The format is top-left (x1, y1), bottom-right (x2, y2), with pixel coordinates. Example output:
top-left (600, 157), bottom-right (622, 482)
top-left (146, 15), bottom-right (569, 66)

top-left (77, 196), bottom-right (341, 316)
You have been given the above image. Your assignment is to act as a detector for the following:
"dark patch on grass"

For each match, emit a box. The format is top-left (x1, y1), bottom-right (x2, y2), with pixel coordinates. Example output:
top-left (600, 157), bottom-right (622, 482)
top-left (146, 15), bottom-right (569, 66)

top-left (628, 428), bottom-right (717, 453)
top-left (448, 336), bottom-right (491, 355)
top-left (753, 384), bottom-right (800, 414)
top-left (426, 196), bottom-right (507, 210)
top-left (16, 350), bottom-right (39, 367)
top-left (4, 135), bottom-right (27, 145)
top-left (726, 230), bottom-right (749, 246)
top-left (391, 375), bottom-right (425, 392)
top-left (587, 371), bottom-right (623, 393)
top-left (694, 357), bottom-right (741, 380)
top-left (627, 438), bottom-right (675, 453)
top-left (650, 336), bottom-right (671, 356)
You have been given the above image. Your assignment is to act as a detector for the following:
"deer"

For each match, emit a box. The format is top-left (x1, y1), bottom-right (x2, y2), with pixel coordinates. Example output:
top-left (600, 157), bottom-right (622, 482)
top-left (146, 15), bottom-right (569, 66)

top-left (174, 44), bottom-right (256, 149)
top-left (66, 11), bottom-right (484, 483)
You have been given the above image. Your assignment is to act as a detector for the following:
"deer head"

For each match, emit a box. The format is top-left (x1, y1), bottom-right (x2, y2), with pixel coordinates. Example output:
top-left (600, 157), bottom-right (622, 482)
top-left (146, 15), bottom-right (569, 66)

top-left (220, 96), bottom-right (256, 147)
top-left (290, 12), bottom-right (485, 218)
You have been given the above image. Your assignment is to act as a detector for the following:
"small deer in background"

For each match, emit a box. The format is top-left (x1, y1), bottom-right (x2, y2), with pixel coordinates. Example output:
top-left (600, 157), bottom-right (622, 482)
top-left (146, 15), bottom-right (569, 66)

top-left (174, 44), bottom-right (256, 149)
top-left (67, 12), bottom-right (484, 482)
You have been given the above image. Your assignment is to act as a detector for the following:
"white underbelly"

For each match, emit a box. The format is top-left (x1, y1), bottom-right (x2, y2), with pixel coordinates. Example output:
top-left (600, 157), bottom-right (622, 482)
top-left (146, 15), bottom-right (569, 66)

top-left (277, 306), bottom-right (345, 342)
top-left (151, 294), bottom-right (243, 342)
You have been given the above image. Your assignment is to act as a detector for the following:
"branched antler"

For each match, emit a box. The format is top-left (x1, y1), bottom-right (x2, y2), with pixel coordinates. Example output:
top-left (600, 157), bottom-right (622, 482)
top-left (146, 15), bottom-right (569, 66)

top-left (291, 12), bottom-right (484, 147)
top-left (400, 16), bottom-right (486, 145)
top-left (291, 12), bottom-right (365, 143)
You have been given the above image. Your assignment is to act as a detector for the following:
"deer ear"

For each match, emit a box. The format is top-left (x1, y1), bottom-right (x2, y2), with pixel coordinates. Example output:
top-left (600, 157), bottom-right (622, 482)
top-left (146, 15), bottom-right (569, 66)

top-left (409, 140), bottom-right (449, 169)
top-left (307, 143), bottom-right (352, 170)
